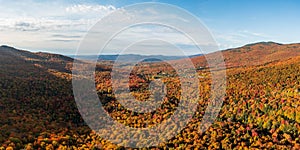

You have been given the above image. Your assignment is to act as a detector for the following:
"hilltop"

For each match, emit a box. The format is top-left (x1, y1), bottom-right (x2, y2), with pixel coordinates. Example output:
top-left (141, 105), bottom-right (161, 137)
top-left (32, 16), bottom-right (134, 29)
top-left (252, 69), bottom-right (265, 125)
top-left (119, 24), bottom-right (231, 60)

top-left (188, 42), bottom-right (300, 68)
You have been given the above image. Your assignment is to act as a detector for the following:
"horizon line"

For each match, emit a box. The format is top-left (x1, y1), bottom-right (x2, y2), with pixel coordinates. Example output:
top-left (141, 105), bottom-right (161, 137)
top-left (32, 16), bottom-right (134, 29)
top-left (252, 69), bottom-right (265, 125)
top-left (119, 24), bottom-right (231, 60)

top-left (1, 41), bottom-right (299, 57)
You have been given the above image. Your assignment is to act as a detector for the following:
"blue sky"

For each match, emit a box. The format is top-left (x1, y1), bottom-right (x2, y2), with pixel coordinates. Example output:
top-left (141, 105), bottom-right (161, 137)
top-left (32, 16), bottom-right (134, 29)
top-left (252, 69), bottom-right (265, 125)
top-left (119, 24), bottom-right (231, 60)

top-left (0, 0), bottom-right (299, 55)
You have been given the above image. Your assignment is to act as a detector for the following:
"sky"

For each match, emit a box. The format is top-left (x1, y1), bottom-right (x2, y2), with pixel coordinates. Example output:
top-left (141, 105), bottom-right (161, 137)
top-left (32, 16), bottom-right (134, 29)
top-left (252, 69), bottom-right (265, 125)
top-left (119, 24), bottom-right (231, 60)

top-left (0, 0), bottom-right (300, 55)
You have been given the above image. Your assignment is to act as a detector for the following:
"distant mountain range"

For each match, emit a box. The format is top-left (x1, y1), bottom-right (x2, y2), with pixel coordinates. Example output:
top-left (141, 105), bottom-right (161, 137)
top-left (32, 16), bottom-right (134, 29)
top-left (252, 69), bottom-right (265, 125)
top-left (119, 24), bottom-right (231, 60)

top-left (2, 41), bottom-right (300, 67)
top-left (1, 41), bottom-right (299, 81)
top-left (68, 54), bottom-right (196, 62)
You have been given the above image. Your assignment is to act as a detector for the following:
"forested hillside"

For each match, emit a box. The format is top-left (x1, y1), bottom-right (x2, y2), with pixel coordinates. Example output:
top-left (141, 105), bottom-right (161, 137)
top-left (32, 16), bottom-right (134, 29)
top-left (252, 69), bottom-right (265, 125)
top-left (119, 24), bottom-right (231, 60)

top-left (0, 43), bottom-right (300, 149)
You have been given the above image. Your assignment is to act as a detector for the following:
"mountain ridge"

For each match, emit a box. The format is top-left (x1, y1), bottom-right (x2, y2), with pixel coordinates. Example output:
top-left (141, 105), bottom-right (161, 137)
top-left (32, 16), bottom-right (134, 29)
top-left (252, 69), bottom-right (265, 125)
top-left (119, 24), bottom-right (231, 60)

top-left (2, 41), bottom-right (300, 71)
top-left (188, 42), bottom-right (300, 69)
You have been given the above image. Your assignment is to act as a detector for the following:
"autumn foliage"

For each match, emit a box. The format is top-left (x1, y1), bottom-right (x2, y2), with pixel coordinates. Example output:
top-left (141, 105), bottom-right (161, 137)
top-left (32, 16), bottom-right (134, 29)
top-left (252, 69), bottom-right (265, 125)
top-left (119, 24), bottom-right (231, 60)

top-left (1, 43), bottom-right (300, 149)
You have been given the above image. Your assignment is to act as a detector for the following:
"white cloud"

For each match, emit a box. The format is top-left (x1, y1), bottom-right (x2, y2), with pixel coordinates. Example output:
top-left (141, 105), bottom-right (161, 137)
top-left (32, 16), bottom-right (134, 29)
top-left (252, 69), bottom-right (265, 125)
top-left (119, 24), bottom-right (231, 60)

top-left (0, 3), bottom-right (117, 32)
top-left (0, 17), bottom-right (93, 32)
top-left (240, 30), bottom-right (269, 38)
top-left (66, 4), bottom-right (116, 14)
top-left (0, 2), bottom-right (118, 54)
top-left (0, 1), bottom-right (217, 55)
top-left (213, 30), bottom-right (272, 50)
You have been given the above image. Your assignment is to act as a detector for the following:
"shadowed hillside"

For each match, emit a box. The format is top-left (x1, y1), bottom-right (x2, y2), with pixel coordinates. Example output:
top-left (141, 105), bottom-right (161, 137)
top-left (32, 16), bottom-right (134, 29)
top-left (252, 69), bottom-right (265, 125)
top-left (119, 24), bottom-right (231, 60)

top-left (0, 46), bottom-right (90, 149)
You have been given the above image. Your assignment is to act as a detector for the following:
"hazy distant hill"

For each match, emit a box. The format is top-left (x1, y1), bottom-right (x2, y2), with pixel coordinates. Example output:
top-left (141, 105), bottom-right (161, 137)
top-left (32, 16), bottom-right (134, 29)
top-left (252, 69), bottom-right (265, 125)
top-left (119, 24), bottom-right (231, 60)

top-left (69, 54), bottom-right (193, 62)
